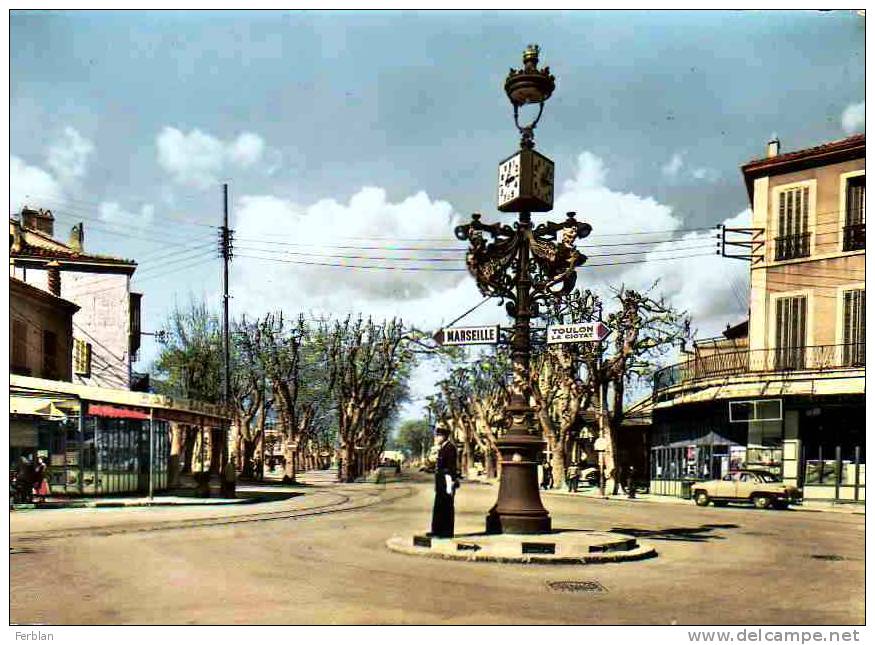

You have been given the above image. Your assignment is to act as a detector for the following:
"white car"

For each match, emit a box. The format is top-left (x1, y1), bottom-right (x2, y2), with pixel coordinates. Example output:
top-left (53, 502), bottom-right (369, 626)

top-left (691, 469), bottom-right (801, 509)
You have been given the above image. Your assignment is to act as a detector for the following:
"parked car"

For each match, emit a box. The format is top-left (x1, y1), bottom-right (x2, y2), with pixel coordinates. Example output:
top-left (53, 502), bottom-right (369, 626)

top-left (691, 469), bottom-right (801, 509)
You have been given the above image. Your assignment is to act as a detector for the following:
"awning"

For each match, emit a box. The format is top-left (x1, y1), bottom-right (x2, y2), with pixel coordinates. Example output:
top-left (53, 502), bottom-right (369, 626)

top-left (87, 403), bottom-right (150, 420)
top-left (10, 395), bottom-right (80, 419)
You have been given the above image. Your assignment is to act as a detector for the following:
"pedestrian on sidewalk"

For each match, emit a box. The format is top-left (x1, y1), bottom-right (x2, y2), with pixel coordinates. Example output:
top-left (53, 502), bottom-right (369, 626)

top-left (32, 456), bottom-right (50, 502)
top-left (566, 463), bottom-right (580, 493)
top-left (221, 455), bottom-right (238, 498)
top-left (626, 465), bottom-right (637, 499)
top-left (541, 459), bottom-right (553, 490)
top-left (14, 455), bottom-right (34, 504)
top-left (430, 427), bottom-right (459, 538)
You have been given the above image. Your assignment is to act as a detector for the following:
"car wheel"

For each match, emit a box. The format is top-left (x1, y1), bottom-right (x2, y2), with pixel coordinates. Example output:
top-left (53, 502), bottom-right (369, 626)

top-left (694, 490), bottom-right (710, 507)
top-left (753, 495), bottom-right (772, 509)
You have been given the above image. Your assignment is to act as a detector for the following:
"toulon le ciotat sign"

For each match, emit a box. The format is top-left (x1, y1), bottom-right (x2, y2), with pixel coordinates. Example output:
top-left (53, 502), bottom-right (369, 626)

top-left (545, 321), bottom-right (609, 345)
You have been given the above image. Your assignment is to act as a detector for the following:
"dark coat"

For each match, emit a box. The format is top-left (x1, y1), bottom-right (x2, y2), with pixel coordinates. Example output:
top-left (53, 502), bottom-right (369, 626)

top-left (431, 440), bottom-right (458, 538)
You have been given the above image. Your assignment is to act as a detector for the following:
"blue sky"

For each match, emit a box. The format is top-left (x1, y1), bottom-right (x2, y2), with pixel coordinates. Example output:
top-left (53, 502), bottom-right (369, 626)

top-left (9, 9), bottom-right (865, 414)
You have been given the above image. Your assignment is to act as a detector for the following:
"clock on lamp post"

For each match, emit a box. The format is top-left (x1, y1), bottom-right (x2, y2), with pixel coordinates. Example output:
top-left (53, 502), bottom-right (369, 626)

top-left (497, 148), bottom-right (555, 212)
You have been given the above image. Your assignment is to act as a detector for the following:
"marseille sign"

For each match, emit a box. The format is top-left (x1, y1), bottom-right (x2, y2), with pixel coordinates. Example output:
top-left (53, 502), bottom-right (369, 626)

top-left (546, 322), bottom-right (609, 345)
top-left (435, 325), bottom-right (500, 346)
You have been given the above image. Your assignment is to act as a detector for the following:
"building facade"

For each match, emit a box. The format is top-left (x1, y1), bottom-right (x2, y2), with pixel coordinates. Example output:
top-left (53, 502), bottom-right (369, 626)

top-left (10, 208), bottom-right (140, 390)
top-left (10, 277), bottom-right (79, 382)
top-left (650, 135), bottom-right (864, 503)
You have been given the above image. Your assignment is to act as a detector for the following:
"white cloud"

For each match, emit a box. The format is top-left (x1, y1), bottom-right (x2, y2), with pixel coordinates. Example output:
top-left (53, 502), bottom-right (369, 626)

top-left (10, 156), bottom-right (64, 212)
top-left (233, 187), bottom-right (466, 317)
top-left (227, 133), bottom-right (265, 167)
top-left (661, 150), bottom-right (719, 183)
top-left (841, 101), bottom-right (865, 134)
top-left (46, 126), bottom-right (94, 184)
top-left (156, 127), bottom-right (268, 188)
top-left (615, 209), bottom-right (750, 338)
top-left (661, 151), bottom-right (685, 178)
top-left (98, 201), bottom-right (156, 229)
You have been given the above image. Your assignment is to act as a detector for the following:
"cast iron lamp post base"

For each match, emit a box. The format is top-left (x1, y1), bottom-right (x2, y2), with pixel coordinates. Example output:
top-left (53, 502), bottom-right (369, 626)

top-left (485, 434), bottom-right (551, 534)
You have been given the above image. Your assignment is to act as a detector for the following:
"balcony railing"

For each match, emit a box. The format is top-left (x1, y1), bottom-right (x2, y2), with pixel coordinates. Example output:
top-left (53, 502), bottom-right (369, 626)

top-left (842, 223), bottom-right (865, 252)
top-left (774, 232), bottom-right (811, 261)
top-left (653, 343), bottom-right (865, 393)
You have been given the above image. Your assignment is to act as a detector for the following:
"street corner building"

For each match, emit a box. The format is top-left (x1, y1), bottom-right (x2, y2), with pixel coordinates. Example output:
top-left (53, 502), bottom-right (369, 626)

top-left (650, 134), bottom-right (865, 505)
top-left (9, 207), bottom-right (231, 497)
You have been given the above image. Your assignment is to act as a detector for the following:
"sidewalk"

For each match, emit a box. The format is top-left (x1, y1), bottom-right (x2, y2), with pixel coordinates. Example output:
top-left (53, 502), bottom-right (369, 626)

top-left (10, 481), bottom-right (302, 511)
top-left (542, 485), bottom-right (865, 514)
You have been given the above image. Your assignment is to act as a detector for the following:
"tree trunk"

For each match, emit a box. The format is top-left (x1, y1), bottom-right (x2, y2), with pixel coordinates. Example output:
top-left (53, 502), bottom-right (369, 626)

top-left (168, 422), bottom-right (185, 488)
top-left (283, 438), bottom-right (297, 483)
top-left (551, 449), bottom-right (566, 491)
top-left (339, 442), bottom-right (356, 483)
top-left (240, 437), bottom-right (257, 479)
top-left (485, 448), bottom-right (497, 479)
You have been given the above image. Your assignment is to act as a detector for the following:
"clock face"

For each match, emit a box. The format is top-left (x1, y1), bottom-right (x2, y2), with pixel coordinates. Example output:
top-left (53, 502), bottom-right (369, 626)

top-left (531, 154), bottom-right (554, 206)
top-left (497, 154), bottom-right (521, 208)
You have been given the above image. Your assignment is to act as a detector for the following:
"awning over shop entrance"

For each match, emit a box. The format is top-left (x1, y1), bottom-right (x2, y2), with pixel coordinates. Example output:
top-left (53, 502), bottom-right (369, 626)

top-left (87, 403), bottom-right (150, 420)
top-left (662, 430), bottom-right (743, 449)
top-left (10, 394), bottom-right (80, 419)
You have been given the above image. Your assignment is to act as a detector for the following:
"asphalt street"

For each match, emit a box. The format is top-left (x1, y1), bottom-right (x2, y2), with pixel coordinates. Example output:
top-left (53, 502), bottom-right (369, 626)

top-left (9, 470), bottom-right (865, 625)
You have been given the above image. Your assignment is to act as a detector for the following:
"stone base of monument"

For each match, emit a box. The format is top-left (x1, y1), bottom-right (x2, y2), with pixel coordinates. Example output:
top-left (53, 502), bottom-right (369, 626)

top-left (386, 529), bottom-right (657, 564)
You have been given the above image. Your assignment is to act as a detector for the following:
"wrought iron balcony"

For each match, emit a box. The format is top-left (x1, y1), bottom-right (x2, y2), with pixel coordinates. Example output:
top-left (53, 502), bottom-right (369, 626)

top-left (774, 232), bottom-right (810, 261)
top-left (653, 343), bottom-right (865, 393)
top-left (842, 223), bottom-right (865, 252)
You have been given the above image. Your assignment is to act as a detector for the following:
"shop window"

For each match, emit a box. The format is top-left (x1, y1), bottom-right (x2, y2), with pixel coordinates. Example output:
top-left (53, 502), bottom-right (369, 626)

top-left (775, 186), bottom-right (811, 260)
top-left (842, 289), bottom-right (865, 367)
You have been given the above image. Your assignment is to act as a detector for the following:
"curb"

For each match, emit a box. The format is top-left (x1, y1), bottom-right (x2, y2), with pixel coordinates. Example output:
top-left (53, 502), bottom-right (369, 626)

top-left (11, 494), bottom-right (280, 511)
top-left (543, 490), bottom-right (865, 515)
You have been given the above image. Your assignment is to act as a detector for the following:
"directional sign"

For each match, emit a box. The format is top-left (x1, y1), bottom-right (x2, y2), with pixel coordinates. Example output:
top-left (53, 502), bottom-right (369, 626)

top-left (546, 322), bottom-right (609, 345)
top-left (436, 325), bottom-right (500, 346)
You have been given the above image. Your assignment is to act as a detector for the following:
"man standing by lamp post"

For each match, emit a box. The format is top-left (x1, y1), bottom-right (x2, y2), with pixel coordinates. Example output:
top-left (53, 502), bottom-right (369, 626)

top-left (430, 427), bottom-right (459, 538)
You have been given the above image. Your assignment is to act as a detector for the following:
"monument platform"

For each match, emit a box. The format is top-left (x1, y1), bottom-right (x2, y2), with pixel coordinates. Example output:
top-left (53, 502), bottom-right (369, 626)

top-left (386, 529), bottom-right (657, 564)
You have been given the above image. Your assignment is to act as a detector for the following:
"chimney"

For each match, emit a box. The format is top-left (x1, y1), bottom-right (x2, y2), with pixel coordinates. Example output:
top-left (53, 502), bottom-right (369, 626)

top-left (46, 260), bottom-right (61, 297)
top-left (767, 137), bottom-right (781, 158)
top-left (69, 222), bottom-right (84, 252)
top-left (21, 206), bottom-right (55, 237)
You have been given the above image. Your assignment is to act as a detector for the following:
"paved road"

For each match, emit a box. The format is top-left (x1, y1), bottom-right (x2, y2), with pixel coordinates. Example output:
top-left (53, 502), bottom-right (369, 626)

top-left (10, 471), bottom-right (864, 625)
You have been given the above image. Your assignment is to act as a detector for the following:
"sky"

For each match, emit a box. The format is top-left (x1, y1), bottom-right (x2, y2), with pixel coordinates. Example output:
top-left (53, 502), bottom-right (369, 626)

top-left (9, 9), bottom-right (865, 419)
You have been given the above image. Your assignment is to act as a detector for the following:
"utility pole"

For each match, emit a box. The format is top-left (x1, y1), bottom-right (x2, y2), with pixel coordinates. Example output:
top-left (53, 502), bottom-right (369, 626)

top-left (219, 183), bottom-right (234, 474)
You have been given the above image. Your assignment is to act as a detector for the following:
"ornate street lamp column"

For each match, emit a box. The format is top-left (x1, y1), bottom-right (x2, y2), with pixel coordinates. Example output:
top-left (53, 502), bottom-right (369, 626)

top-left (455, 45), bottom-right (592, 534)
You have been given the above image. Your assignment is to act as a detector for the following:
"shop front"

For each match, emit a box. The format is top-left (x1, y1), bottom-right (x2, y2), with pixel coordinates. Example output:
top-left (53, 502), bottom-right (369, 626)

top-left (10, 375), bottom-right (228, 498)
top-left (650, 395), bottom-right (865, 503)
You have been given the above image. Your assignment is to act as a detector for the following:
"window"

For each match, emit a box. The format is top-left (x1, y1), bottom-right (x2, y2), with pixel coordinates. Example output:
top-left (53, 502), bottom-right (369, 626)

top-left (129, 292), bottom-right (142, 358)
top-left (42, 330), bottom-right (58, 378)
top-left (775, 295), bottom-right (806, 369)
top-left (843, 176), bottom-right (865, 251)
top-left (842, 289), bottom-right (865, 366)
top-left (775, 186), bottom-right (811, 260)
top-left (74, 338), bottom-right (92, 376)
top-left (12, 319), bottom-right (29, 375)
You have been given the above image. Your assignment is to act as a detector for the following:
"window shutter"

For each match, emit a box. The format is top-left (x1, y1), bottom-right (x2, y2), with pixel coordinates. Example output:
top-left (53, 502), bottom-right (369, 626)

top-left (74, 339), bottom-right (92, 376)
top-left (12, 319), bottom-right (28, 371)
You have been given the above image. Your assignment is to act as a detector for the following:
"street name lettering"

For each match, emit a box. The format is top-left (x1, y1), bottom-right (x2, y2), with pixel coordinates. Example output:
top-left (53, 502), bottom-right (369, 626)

top-left (546, 322), bottom-right (609, 344)
top-left (442, 325), bottom-right (499, 346)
